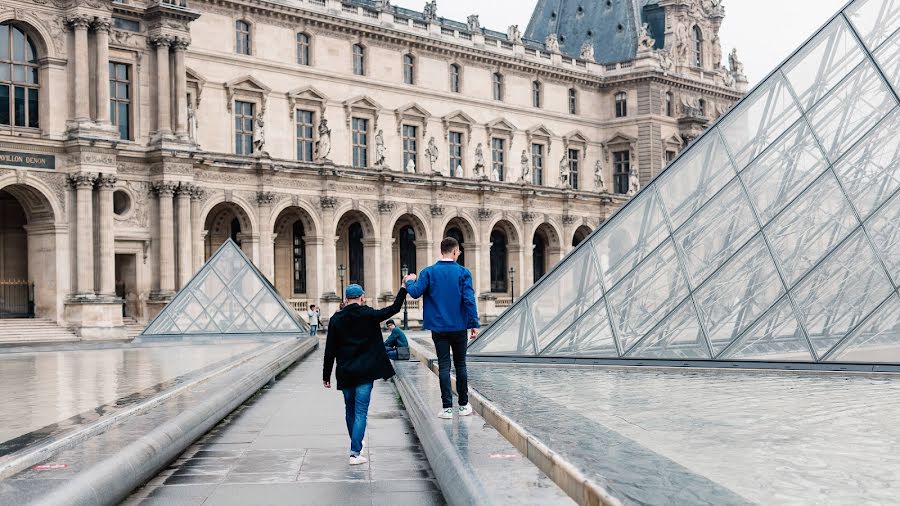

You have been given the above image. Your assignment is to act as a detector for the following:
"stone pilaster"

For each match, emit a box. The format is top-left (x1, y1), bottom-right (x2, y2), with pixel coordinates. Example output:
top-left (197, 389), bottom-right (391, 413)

top-left (257, 191), bottom-right (275, 280)
top-left (176, 183), bottom-right (194, 289)
top-left (96, 173), bottom-right (117, 297)
top-left (68, 172), bottom-right (97, 297)
top-left (173, 37), bottom-right (191, 139)
top-left (150, 35), bottom-right (173, 139)
top-left (190, 186), bottom-right (205, 270)
top-left (320, 196), bottom-right (339, 297)
top-left (93, 18), bottom-right (113, 126)
top-left (153, 182), bottom-right (178, 297)
top-left (67, 15), bottom-right (93, 125)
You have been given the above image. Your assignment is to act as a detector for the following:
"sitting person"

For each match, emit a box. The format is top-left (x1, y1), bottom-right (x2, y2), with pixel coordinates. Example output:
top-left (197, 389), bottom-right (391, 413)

top-left (384, 319), bottom-right (410, 360)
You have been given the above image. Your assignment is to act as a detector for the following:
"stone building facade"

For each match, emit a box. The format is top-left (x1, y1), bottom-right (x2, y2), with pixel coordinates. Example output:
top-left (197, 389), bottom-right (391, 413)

top-left (0, 0), bottom-right (744, 338)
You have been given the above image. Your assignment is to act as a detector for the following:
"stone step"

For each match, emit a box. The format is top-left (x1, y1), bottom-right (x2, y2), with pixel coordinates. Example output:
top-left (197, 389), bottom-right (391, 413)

top-left (0, 319), bottom-right (79, 344)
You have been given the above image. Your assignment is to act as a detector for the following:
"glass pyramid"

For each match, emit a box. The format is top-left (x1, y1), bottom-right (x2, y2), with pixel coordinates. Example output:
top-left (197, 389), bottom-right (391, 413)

top-left (470, 0), bottom-right (900, 365)
top-left (141, 239), bottom-right (307, 337)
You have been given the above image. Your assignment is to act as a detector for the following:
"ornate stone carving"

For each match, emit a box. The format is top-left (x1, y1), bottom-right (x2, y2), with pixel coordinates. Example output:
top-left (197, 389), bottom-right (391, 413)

top-left (252, 112), bottom-right (268, 156)
top-left (96, 173), bottom-right (117, 189)
top-left (545, 33), bottom-right (560, 53)
top-left (377, 201), bottom-right (395, 214)
top-left (729, 48), bottom-right (745, 76)
top-left (473, 143), bottom-right (485, 178)
top-left (375, 129), bottom-right (387, 166)
top-left (580, 39), bottom-right (595, 62)
top-left (152, 181), bottom-right (179, 196)
top-left (320, 196), bottom-right (337, 209)
top-left (522, 211), bottom-right (536, 223)
top-left (149, 34), bottom-right (173, 48)
top-left (467, 15), bottom-right (480, 32)
top-left (477, 208), bottom-right (493, 221)
top-left (172, 36), bottom-right (191, 51)
top-left (316, 118), bottom-right (332, 162)
top-left (65, 14), bottom-right (92, 31)
top-left (256, 191), bottom-right (275, 205)
top-left (507, 25), bottom-right (522, 44)
top-left (562, 215), bottom-right (577, 225)
top-left (67, 172), bottom-right (97, 189)
top-left (190, 185), bottom-right (205, 201)
top-left (425, 137), bottom-right (439, 174)
top-left (627, 170), bottom-right (641, 196)
top-left (430, 205), bottom-right (445, 217)
top-left (520, 150), bottom-right (530, 183)
top-left (423, 1), bottom-right (437, 22)
top-left (91, 18), bottom-right (112, 33)
top-left (594, 160), bottom-right (607, 192)
top-left (658, 49), bottom-right (675, 74)
top-left (638, 23), bottom-right (655, 52)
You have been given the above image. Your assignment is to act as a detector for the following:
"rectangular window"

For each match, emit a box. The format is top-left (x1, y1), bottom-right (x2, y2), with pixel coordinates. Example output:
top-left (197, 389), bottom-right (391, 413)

top-left (449, 131), bottom-right (463, 175)
top-left (353, 44), bottom-right (365, 76)
top-left (531, 143), bottom-right (543, 185)
top-left (113, 17), bottom-right (140, 32)
top-left (297, 33), bottom-right (310, 65)
top-left (109, 62), bottom-right (131, 140)
top-left (450, 64), bottom-right (461, 93)
top-left (568, 148), bottom-right (580, 190)
top-left (352, 117), bottom-right (369, 168)
top-left (532, 81), bottom-right (541, 108)
top-left (402, 125), bottom-right (417, 172)
top-left (491, 138), bottom-right (505, 181)
top-left (234, 100), bottom-right (254, 155)
top-left (613, 150), bottom-right (631, 194)
top-left (296, 109), bottom-right (315, 162)
top-left (236, 21), bottom-right (251, 55)
top-left (493, 73), bottom-right (503, 101)
top-left (666, 150), bottom-right (677, 163)
top-left (569, 88), bottom-right (578, 114)
top-left (615, 92), bottom-right (627, 118)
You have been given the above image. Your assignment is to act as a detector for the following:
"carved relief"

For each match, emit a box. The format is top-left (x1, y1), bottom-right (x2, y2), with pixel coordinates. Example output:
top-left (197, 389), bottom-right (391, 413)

top-left (121, 181), bottom-right (151, 228)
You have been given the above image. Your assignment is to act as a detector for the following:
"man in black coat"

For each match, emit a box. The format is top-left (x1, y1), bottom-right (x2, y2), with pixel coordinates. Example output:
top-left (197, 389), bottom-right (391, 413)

top-left (323, 282), bottom-right (408, 465)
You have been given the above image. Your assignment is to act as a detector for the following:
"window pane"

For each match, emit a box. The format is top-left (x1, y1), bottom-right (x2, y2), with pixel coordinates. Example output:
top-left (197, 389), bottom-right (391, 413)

top-left (875, 31), bottom-right (900, 93)
top-left (719, 296), bottom-right (813, 361)
top-left (13, 86), bottom-right (24, 126)
top-left (27, 66), bottom-right (37, 85)
top-left (625, 299), bottom-right (711, 359)
top-left (826, 294), bottom-right (900, 362)
top-left (0, 64), bottom-right (8, 81)
top-left (12, 64), bottom-right (24, 82)
top-left (833, 107), bottom-right (900, 218)
top-left (12, 27), bottom-right (24, 61)
top-left (118, 102), bottom-right (129, 139)
top-left (845, 0), bottom-right (900, 51)
top-left (541, 299), bottom-right (618, 357)
top-left (865, 191), bottom-right (900, 285)
top-left (0, 25), bottom-right (8, 60)
top-left (0, 85), bottom-right (8, 125)
top-left (467, 304), bottom-right (535, 355)
top-left (27, 87), bottom-right (37, 128)
top-left (117, 82), bottom-right (129, 100)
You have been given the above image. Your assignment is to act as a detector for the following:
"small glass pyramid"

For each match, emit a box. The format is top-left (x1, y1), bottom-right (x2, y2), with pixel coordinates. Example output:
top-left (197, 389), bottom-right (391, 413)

top-left (470, 0), bottom-right (900, 365)
top-left (141, 239), bottom-right (307, 337)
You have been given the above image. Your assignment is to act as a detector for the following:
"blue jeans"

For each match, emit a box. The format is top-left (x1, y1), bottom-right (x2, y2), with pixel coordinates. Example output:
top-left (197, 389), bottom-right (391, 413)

top-left (309, 324), bottom-right (318, 336)
top-left (342, 382), bottom-right (373, 456)
top-left (385, 346), bottom-right (398, 360)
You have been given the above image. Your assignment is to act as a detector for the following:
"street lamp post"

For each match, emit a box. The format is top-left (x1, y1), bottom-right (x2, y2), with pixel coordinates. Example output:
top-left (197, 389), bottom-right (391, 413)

top-left (401, 264), bottom-right (409, 330)
top-left (509, 266), bottom-right (516, 302)
top-left (338, 264), bottom-right (346, 308)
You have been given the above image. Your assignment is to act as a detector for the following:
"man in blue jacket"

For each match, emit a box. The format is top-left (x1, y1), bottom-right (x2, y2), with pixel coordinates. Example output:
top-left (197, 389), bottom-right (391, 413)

top-left (405, 237), bottom-right (480, 419)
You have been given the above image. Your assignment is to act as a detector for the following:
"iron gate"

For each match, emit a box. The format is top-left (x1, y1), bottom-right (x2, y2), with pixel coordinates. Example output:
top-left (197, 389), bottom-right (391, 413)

top-left (0, 280), bottom-right (34, 318)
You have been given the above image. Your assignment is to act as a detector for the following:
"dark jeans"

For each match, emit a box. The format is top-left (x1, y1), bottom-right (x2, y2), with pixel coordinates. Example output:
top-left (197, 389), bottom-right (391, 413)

top-left (385, 346), bottom-right (398, 360)
top-left (432, 330), bottom-right (468, 409)
top-left (342, 382), bottom-right (373, 456)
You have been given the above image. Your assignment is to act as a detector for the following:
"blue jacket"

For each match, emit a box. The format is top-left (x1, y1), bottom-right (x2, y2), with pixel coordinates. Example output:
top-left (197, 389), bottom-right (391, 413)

top-left (405, 260), bottom-right (480, 332)
top-left (384, 327), bottom-right (408, 349)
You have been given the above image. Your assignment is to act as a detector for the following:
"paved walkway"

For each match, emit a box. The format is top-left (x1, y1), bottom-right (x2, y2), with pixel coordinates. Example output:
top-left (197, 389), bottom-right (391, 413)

top-left (125, 343), bottom-right (444, 506)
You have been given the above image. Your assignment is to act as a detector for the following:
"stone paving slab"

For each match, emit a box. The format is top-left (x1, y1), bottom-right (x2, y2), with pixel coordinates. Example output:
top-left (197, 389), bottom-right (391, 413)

top-left (124, 343), bottom-right (445, 506)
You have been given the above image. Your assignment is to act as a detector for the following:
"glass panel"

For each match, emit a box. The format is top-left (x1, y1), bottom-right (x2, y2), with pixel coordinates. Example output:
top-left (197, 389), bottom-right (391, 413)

top-left (12, 64), bottom-right (24, 82)
top-left (833, 108), bottom-right (900, 218)
top-left (741, 121), bottom-right (829, 224)
top-left (875, 30), bottom-right (900, 93)
top-left (792, 230), bottom-right (894, 357)
top-left (12, 27), bottom-right (24, 61)
top-left (468, 304), bottom-right (535, 355)
top-left (765, 171), bottom-right (859, 286)
top-left (529, 248), bottom-right (602, 352)
top-left (27, 88), bottom-right (37, 128)
top-left (675, 179), bottom-right (758, 287)
top-left (13, 86), bottom-right (24, 127)
top-left (657, 131), bottom-right (737, 229)
top-left (0, 25), bottom-right (7, 60)
top-left (845, 0), bottom-right (900, 51)
top-left (625, 300), bottom-right (711, 359)
top-left (719, 73), bottom-right (802, 170)
top-left (607, 241), bottom-right (690, 354)
top-left (695, 235), bottom-right (785, 355)
top-left (719, 297), bottom-right (813, 361)
top-left (808, 61), bottom-right (896, 161)
top-left (0, 64), bottom-right (8, 81)
top-left (826, 294), bottom-right (900, 362)
top-left (117, 102), bottom-right (128, 139)
top-left (591, 188), bottom-right (669, 289)
top-left (865, 191), bottom-right (900, 285)
top-left (783, 17), bottom-right (866, 111)
top-left (0, 85), bottom-right (7, 126)
top-left (541, 300), bottom-right (618, 357)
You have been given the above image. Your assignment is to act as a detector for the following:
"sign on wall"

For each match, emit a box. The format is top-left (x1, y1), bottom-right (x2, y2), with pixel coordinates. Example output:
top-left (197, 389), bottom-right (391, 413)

top-left (0, 151), bottom-right (55, 171)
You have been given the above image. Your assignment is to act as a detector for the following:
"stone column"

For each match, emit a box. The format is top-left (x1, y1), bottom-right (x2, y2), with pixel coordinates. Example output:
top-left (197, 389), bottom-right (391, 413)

top-left (68, 173), bottom-right (97, 297)
top-left (172, 37), bottom-right (190, 139)
top-left (320, 197), bottom-right (338, 296)
top-left (97, 174), bottom-right (117, 297)
top-left (257, 191), bottom-right (275, 280)
top-left (190, 186), bottom-right (205, 270)
top-left (176, 183), bottom-right (193, 289)
top-left (93, 18), bottom-right (112, 125)
top-left (68, 15), bottom-right (93, 124)
top-left (154, 182), bottom-right (177, 296)
top-left (150, 35), bottom-right (173, 138)
top-left (430, 206), bottom-right (445, 260)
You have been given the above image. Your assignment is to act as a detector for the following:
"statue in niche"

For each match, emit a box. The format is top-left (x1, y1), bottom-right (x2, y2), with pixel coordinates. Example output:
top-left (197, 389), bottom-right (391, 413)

top-left (425, 136), bottom-right (439, 173)
top-left (545, 33), bottom-right (560, 53)
top-left (316, 117), bottom-right (332, 162)
top-left (491, 164), bottom-right (501, 182)
top-left (594, 160), bottom-right (606, 192)
top-left (711, 35), bottom-right (722, 68)
top-left (375, 129), bottom-right (387, 166)
top-left (729, 48), bottom-right (745, 75)
top-left (658, 49), bottom-right (674, 73)
top-left (454, 164), bottom-right (463, 178)
top-left (580, 39), bottom-right (595, 62)
top-left (520, 150), bottom-right (530, 183)
top-left (406, 158), bottom-right (416, 173)
top-left (507, 25), bottom-right (522, 44)
top-left (638, 23), bottom-right (655, 51)
top-left (674, 20), bottom-right (690, 64)
top-left (473, 142), bottom-right (485, 177)
top-left (252, 112), bottom-right (267, 155)
top-left (559, 154), bottom-right (569, 187)
top-left (627, 170), bottom-right (641, 196)
top-left (423, 1), bottom-right (438, 22)
top-left (467, 14), bottom-right (480, 32)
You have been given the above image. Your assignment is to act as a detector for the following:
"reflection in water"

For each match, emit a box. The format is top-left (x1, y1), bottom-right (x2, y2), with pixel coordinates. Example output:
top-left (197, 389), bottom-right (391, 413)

top-left (0, 343), bottom-right (259, 445)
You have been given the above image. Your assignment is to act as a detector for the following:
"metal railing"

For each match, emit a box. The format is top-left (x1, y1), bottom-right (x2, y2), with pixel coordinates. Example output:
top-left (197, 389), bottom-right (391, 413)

top-left (0, 280), bottom-right (34, 318)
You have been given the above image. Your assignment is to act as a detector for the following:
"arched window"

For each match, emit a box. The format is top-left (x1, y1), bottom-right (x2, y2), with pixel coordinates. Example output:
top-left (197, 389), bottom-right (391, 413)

top-left (399, 225), bottom-right (417, 274)
top-left (692, 26), bottom-right (703, 67)
top-left (292, 221), bottom-right (307, 294)
top-left (352, 44), bottom-right (365, 76)
top-left (665, 91), bottom-right (674, 117)
top-left (230, 217), bottom-right (242, 246)
top-left (446, 227), bottom-right (465, 266)
top-left (699, 98), bottom-right (707, 117)
top-left (533, 233), bottom-right (547, 282)
top-left (532, 80), bottom-right (542, 108)
top-left (615, 91), bottom-right (627, 118)
top-left (569, 88), bottom-right (578, 115)
top-left (235, 20), bottom-right (251, 55)
top-left (348, 222), bottom-right (364, 285)
top-left (449, 63), bottom-right (461, 93)
top-left (296, 33), bottom-right (310, 65)
top-left (0, 23), bottom-right (40, 129)
top-left (490, 230), bottom-right (508, 293)
top-left (492, 72), bottom-right (503, 101)
top-left (403, 54), bottom-right (415, 85)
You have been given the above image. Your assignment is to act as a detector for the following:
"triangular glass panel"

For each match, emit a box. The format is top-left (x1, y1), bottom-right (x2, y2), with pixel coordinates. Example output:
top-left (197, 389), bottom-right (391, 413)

top-left (825, 294), bottom-right (900, 363)
top-left (468, 304), bottom-right (535, 356)
top-left (541, 299), bottom-right (618, 357)
top-left (719, 297), bottom-right (813, 362)
top-left (141, 239), bottom-right (305, 337)
top-left (625, 300), bottom-right (711, 359)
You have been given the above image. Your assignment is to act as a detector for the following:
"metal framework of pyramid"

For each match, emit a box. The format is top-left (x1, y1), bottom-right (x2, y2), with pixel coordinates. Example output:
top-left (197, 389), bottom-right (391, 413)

top-left (470, 0), bottom-right (900, 366)
top-left (141, 239), bottom-right (307, 337)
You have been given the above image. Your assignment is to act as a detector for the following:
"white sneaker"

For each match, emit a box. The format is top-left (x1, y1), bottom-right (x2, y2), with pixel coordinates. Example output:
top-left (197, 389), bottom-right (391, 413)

top-left (458, 404), bottom-right (473, 417)
top-left (349, 455), bottom-right (368, 465)
top-left (438, 407), bottom-right (454, 419)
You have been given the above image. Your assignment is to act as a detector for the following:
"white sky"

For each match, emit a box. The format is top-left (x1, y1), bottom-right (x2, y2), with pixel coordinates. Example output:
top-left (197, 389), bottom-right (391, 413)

top-left (391, 0), bottom-right (850, 85)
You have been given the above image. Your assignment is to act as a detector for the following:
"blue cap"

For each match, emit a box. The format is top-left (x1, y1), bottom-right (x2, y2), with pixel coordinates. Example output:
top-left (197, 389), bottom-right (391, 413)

top-left (345, 284), bottom-right (364, 299)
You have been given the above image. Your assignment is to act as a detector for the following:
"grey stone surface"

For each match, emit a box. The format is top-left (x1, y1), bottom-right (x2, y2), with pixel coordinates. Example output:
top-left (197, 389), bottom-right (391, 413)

top-left (124, 344), bottom-right (445, 506)
top-left (469, 363), bottom-right (900, 505)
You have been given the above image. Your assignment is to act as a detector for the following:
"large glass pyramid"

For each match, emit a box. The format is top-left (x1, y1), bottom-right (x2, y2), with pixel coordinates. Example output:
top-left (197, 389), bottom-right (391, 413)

top-left (141, 239), bottom-right (307, 337)
top-left (470, 0), bottom-right (900, 365)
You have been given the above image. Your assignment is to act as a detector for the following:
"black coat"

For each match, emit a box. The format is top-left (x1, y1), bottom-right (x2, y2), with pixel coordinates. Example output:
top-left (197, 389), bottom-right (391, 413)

top-left (323, 288), bottom-right (407, 390)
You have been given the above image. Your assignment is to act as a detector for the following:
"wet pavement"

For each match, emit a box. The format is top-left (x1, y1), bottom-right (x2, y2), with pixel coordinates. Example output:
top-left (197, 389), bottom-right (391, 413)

top-left (124, 343), bottom-right (444, 506)
top-left (0, 342), bottom-right (262, 451)
top-left (467, 364), bottom-right (900, 504)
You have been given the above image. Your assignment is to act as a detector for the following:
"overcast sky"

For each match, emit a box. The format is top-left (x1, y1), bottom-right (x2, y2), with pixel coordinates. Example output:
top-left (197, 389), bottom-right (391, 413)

top-left (391, 0), bottom-right (849, 85)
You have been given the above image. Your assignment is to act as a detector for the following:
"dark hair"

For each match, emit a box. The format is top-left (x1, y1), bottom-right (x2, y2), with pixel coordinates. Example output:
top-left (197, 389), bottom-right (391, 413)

top-left (386, 319), bottom-right (395, 326)
top-left (310, 304), bottom-right (316, 309)
top-left (441, 237), bottom-right (460, 255)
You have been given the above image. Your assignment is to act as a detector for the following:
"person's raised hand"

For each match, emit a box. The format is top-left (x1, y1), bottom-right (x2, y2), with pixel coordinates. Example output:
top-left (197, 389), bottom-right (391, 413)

top-left (323, 380), bottom-right (331, 389)
top-left (403, 273), bottom-right (417, 284)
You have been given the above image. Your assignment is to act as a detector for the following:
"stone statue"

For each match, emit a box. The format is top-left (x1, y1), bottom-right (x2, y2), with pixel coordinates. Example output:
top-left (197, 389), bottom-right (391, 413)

top-left (627, 170), bottom-right (641, 196)
top-left (375, 129), bottom-right (386, 166)
top-left (545, 33), bottom-right (560, 53)
top-left (729, 48), bottom-right (745, 75)
top-left (187, 102), bottom-right (198, 141)
top-left (638, 23), bottom-right (655, 51)
top-left (711, 35), bottom-right (722, 68)
top-left (658, 49), bottom-right (674, 73)
top-left (674, 20), bottom-right (690, 64)
top-left (594, 160), bottom-right (606, 192)
top-left (423, 1), bottom-right (437, 22)
top-left (406, 158), bottom-right (416, 173)
top-left (375, 0), bottom-right (392, 11)
top-left (425, 136), bottom-right (439, 173)
top-left (723, 70), bottom-right (735, 88)
top-left (580, 39), bottom-right (595, 62)
top-left (491, 164), bottom-right (501, 182)
top-left (507, 25), bottom-right (522, 44)
top-left (467, 14), bottom-right (480, 32)
top-left (316, 118), bottom-right (332, 162)
top-left (520, 150), bottom-right (530, 183)
top-left (454, 164), bottom-right (463, 178)
top-left (559, 154), bottom-right (569, 187)
top-left (252, 112), bottom-right (266, 155)
top-left (474, 142), bottom-right (485, 177)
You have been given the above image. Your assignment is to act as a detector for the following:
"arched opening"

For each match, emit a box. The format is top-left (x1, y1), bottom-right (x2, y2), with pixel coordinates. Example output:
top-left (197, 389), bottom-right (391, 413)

top-left (443, 216), bottom-right (476, 268)
top-left (273, 206), bottom-right (319, 302)
top-left (336, 210), bottom-right (376, 294)
top-left (490, 229), bottom-right (508, 293)
top-left (204, 202), bottom-right (254, 261)
top-left (533, 230), bottom-right (547, 283)
top-left (392, 214), bottom-right (429, 289)
top-left (446, 227), bottom-right (465, 266)
top-left (348, 223), bottom-right (364, 286)
top-left (692, 26), bottom-right (703, 67)
top-left (1, 23), bottom-right (41, 130)
top-left (573, 225), bottom-right (592, 247)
